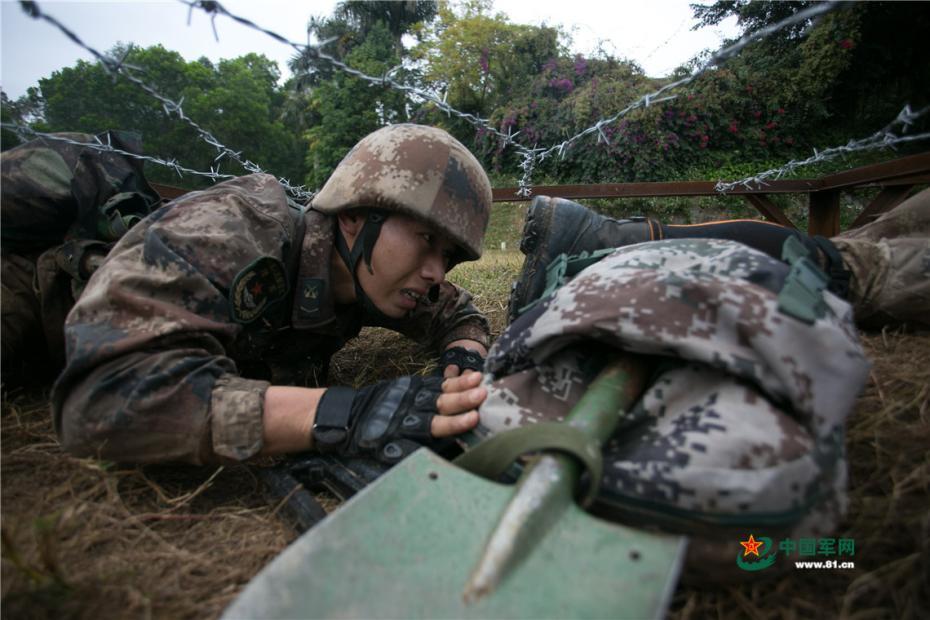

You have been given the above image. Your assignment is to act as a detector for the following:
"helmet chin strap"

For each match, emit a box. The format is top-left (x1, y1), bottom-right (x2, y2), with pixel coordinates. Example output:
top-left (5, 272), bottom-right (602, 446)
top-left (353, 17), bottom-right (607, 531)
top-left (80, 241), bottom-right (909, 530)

top-left (333, 210), bottom-right (395, 323)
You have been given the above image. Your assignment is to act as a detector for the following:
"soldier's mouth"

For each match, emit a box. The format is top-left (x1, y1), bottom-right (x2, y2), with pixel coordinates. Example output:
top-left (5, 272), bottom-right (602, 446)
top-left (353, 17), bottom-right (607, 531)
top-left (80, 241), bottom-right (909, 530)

top-left (401, 289), bottom-right (423, 304)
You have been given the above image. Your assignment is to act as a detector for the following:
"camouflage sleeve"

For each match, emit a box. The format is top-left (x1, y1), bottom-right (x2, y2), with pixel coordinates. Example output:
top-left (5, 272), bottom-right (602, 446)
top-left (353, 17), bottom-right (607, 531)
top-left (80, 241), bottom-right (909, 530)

top-left (50, 174), bottom-right (294, 465)
top-left (390, 280), bottom-right (491, 353)
top-left (0, 131), bottom-right (160, 253)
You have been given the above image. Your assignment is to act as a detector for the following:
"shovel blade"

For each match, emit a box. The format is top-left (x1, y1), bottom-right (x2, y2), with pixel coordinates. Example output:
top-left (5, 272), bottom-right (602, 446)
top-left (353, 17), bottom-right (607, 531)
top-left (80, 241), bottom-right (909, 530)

top-left (225, 449), bottom-right (685, 619)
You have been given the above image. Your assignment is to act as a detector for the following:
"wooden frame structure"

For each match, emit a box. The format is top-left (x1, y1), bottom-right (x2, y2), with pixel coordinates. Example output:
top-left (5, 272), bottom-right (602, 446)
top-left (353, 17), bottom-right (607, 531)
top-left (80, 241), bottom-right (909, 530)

top-left (152, 151), bottom-right (930, 237)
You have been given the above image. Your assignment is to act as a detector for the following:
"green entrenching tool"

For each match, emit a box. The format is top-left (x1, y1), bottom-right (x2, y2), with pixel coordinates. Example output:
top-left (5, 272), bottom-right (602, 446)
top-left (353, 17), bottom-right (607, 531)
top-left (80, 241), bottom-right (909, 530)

top-left (224, 357), bottom-right (686, 619)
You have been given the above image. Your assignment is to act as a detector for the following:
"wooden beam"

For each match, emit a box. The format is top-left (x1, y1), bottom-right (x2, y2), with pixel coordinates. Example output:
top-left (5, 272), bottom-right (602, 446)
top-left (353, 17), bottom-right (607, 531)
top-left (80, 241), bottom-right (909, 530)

top-left (867, 173), bottom-right (930, 187)
top-left (150, 182), bottom-right (191, 201)
top-left (849, 186), bottom-right (913, 229)
top-left (491, 179), bottom-right (821, 202)
top-left (819, 151), bottom-right (930, 191)
top-left (742, 194), bottom-right (797, 229)
top-left (809, 190), bottom-right (841, 236)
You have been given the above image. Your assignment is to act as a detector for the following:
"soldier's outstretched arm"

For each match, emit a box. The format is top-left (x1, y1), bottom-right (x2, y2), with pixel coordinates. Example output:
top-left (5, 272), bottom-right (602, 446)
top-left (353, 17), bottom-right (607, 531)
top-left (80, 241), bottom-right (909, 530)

top-left (259, 371), bottom-right (485, 457)
top-left (52, 175), bottom-right (487, 466)
top-left (261, 371), bottom-right (487, 455)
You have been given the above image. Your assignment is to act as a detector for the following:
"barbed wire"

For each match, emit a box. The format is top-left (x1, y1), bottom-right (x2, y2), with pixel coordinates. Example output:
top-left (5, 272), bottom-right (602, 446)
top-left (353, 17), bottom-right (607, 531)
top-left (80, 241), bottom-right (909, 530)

top-left (179, 2), bottom-right (519, 150)
top-left (2, 123), bottom-right (242, 184)
top-left (19, 0), bottom-right (921, 202)
top-left (18, 0), bottom-right (316, 202)
top-left (182, 0), bottom-right (844, 196)
top-left (714, 105), bottom-right (930, 192)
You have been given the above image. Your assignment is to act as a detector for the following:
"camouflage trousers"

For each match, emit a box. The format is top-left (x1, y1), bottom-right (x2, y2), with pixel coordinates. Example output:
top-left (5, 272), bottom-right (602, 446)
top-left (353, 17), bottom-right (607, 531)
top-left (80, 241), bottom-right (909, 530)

top-left (835, 188), bottom-right (930, 328)
top-left (1, 243), bottom-right (106, 384)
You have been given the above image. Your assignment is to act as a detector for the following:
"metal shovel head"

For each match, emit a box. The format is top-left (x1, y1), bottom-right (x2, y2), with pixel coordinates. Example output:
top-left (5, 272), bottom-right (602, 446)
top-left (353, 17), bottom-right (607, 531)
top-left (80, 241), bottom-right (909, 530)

top-left (225, 449), bottom-right (685, 619)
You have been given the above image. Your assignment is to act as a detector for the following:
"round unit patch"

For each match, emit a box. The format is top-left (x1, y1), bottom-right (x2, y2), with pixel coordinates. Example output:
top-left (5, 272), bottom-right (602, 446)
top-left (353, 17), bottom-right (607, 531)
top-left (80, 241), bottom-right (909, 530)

top-left (230, 256), bottom-right (289, 324)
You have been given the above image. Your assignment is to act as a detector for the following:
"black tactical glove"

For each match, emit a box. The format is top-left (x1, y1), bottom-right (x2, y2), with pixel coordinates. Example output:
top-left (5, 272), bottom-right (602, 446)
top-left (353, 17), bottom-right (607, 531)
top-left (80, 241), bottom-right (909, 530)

top-left (312, 375), bottom-right (444, 465)
top-left (439, 346), bottom-right (485, 375)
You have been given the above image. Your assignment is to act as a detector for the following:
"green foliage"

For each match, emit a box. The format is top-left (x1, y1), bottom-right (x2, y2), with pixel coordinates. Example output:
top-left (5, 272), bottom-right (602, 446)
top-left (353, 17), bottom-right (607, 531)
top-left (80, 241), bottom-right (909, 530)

top-left (37, 45), bottom-right (304, 189)
top-left (413, 1), bottom-right (929, 187)
top-left (2, 91), bottom-right (23, 150)
top-left (10, 0), bottom-right (927, 196)
top-left (412, 0), bottom-right (563, 120)
top-left (301, 21), bottom-right (409, 188)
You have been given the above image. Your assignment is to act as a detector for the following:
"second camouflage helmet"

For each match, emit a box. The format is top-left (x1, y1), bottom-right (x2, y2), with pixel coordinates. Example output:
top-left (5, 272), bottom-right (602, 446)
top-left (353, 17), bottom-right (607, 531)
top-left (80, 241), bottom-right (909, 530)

top-left (312, 124), bottom-right (492, 261)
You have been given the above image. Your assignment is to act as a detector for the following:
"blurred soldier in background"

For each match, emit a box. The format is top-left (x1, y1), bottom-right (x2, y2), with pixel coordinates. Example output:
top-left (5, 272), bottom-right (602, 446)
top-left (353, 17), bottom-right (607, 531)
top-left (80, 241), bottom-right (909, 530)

top-left (1, 131), bottom-right (161, 383)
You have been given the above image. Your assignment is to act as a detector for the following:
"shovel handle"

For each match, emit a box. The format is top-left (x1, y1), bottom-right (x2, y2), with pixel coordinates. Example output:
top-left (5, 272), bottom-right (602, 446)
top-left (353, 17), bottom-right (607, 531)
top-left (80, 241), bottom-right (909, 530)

top-left (462, 354), bottom-right (651, 604)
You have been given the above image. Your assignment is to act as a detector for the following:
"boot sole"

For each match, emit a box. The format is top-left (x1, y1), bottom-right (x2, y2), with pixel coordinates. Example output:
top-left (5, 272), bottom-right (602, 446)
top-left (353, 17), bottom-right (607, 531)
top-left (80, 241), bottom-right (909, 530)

top-left (508, 196), bottom-right (596, 323)
top-left (508, 196), bottom-right (553, 323)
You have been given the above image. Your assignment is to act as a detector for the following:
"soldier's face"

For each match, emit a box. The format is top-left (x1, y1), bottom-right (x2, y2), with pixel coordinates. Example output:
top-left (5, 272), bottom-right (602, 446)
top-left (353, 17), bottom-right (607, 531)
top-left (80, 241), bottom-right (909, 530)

top-left (357, 214), bottom-right (456, 318)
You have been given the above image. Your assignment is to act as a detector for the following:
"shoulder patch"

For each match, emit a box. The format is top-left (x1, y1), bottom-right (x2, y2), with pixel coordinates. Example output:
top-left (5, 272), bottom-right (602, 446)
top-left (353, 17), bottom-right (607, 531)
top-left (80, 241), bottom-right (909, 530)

top-left (297, 277), bottom-right (326, 319)
top-left (230, 256), bottom-right (289, 324)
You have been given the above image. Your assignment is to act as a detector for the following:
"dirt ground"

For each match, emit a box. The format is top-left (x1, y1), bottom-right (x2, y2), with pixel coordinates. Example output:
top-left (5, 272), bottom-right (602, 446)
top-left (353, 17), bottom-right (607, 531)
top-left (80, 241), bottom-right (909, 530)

top-left (2, 325), bottom-right (928, 619)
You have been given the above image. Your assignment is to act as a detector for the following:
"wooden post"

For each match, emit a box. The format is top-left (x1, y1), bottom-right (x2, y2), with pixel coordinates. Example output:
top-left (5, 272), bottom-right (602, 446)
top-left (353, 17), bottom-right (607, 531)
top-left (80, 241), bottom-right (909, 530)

top-left (808, 190), bottom-right (841, 236)
top-left (742, 194), bottom-right (797, 229)
top-left (849, 186), bottom-right (913, 229)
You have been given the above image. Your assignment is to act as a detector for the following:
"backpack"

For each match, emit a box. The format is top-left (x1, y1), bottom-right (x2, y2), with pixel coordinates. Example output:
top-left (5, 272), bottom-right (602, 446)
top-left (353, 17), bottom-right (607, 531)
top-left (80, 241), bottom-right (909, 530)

top-left (471, 238), bottom-right (869, 583)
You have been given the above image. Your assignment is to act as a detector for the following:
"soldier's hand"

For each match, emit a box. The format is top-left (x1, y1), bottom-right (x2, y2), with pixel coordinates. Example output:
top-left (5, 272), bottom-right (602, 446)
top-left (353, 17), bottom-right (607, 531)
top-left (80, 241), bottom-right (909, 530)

top-left (312, 373), bottom-right (483, 464)
top-left (440, 346), bottom-right (486, 378)
top-left (433, 370), bottom-right (485, 436)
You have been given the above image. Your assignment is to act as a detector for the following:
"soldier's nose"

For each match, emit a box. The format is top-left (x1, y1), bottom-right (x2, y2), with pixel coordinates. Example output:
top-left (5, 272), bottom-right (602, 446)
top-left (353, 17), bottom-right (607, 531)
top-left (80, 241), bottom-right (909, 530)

top-left (421, 253), bottom-right (446, 283)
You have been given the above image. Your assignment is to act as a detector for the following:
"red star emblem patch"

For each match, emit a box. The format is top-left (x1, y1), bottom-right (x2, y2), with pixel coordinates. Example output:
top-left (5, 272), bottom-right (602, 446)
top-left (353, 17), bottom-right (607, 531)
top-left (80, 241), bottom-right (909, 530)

top-left (740, 534), bottom-right (764, 557)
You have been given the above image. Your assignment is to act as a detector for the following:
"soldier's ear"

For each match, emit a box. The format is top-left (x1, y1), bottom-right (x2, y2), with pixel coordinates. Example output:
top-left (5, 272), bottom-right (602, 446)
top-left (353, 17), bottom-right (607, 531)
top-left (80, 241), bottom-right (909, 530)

top-left (336, 211), bottom-right (366, 242)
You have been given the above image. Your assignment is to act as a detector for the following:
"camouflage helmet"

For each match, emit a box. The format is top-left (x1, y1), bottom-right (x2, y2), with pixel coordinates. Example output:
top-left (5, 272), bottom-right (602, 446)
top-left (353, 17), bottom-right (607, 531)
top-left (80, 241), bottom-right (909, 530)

top-left (312, 124), bottom-right (492, 262)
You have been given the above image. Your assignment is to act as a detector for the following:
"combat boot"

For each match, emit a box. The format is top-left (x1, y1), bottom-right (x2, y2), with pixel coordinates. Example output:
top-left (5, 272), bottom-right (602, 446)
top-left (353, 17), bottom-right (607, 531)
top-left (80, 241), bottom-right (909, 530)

top-left (508, 196), bottom-right (661, 321)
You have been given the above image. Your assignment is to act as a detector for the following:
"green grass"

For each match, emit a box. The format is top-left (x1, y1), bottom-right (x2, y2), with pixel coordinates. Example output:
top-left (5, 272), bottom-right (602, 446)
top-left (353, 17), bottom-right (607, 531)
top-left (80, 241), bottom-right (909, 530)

top-left (448, 250), bottom-right (524, 338)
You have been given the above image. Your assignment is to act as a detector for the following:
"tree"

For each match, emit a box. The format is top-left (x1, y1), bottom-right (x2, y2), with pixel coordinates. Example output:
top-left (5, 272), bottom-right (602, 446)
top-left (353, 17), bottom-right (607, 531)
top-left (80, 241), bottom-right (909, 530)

top-left (289, 1), bottom-right (437, 188)
top-left (1, 90), bottom-right (23, 150)
top-left (412, 0), bottom-right (562, 121)
top-left (689, 1), bottom-right (930, 144)
top-left (336, 0), bottom-right (438, 58)
top-left (36, 44), bottom-right (306, 188)
top-left (302, 21), bottom-right (408, 188)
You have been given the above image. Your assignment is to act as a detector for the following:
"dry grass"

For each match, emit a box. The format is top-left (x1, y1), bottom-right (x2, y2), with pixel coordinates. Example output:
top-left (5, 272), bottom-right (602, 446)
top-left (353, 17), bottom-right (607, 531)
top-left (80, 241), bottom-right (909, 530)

top-left (2, 248), bottom-right (928, 619)
top-left (668, 328), bottom-right (930, 620)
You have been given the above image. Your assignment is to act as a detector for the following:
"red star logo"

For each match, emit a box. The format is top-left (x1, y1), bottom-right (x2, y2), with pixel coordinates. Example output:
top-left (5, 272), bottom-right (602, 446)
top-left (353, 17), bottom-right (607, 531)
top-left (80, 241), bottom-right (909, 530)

top-left (250, 281), bottom-right (264, 296)
top-left (740, 534), bottom-right (764, 557)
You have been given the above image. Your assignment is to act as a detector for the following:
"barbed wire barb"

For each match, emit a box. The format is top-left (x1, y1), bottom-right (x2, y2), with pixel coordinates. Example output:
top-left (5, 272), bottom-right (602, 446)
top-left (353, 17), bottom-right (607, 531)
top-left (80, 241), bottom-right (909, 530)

top-left (714, 105), bottom-right (930, 193)
top-left (19, 0), bottom-right (315, 202)
top-left (3, 124), bottom-right (243, 185)
top-left (18, 0), bottom-right (925, 200)
top-left (179, 0), bottom-right (844, 192)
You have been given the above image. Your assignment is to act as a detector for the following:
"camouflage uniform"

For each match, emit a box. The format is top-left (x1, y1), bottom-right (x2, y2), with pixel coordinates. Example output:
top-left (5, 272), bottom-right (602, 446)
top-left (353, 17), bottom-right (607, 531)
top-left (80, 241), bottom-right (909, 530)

top-left (1, 132), bottom-right (160, 379)
top-left (475, 239), bottom-right (870, 582)
top-left (51, 173), bottom-right (490, 465)
top-left (831, 187), bottom-right (930, 328)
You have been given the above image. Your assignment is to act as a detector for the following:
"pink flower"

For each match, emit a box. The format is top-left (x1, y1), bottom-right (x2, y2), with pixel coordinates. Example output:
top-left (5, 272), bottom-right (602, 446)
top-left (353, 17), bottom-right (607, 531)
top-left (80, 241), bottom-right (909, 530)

top-left (479, 48), bottom-right (490, 74)
top-left (573, 55), bottom-right (587, 76)
top-left (777, 107), bottom-right (785, 115)
top-left (839, 39), bottom-right (854, 50)
top-left (765, 121), bottom-right (777, 130)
